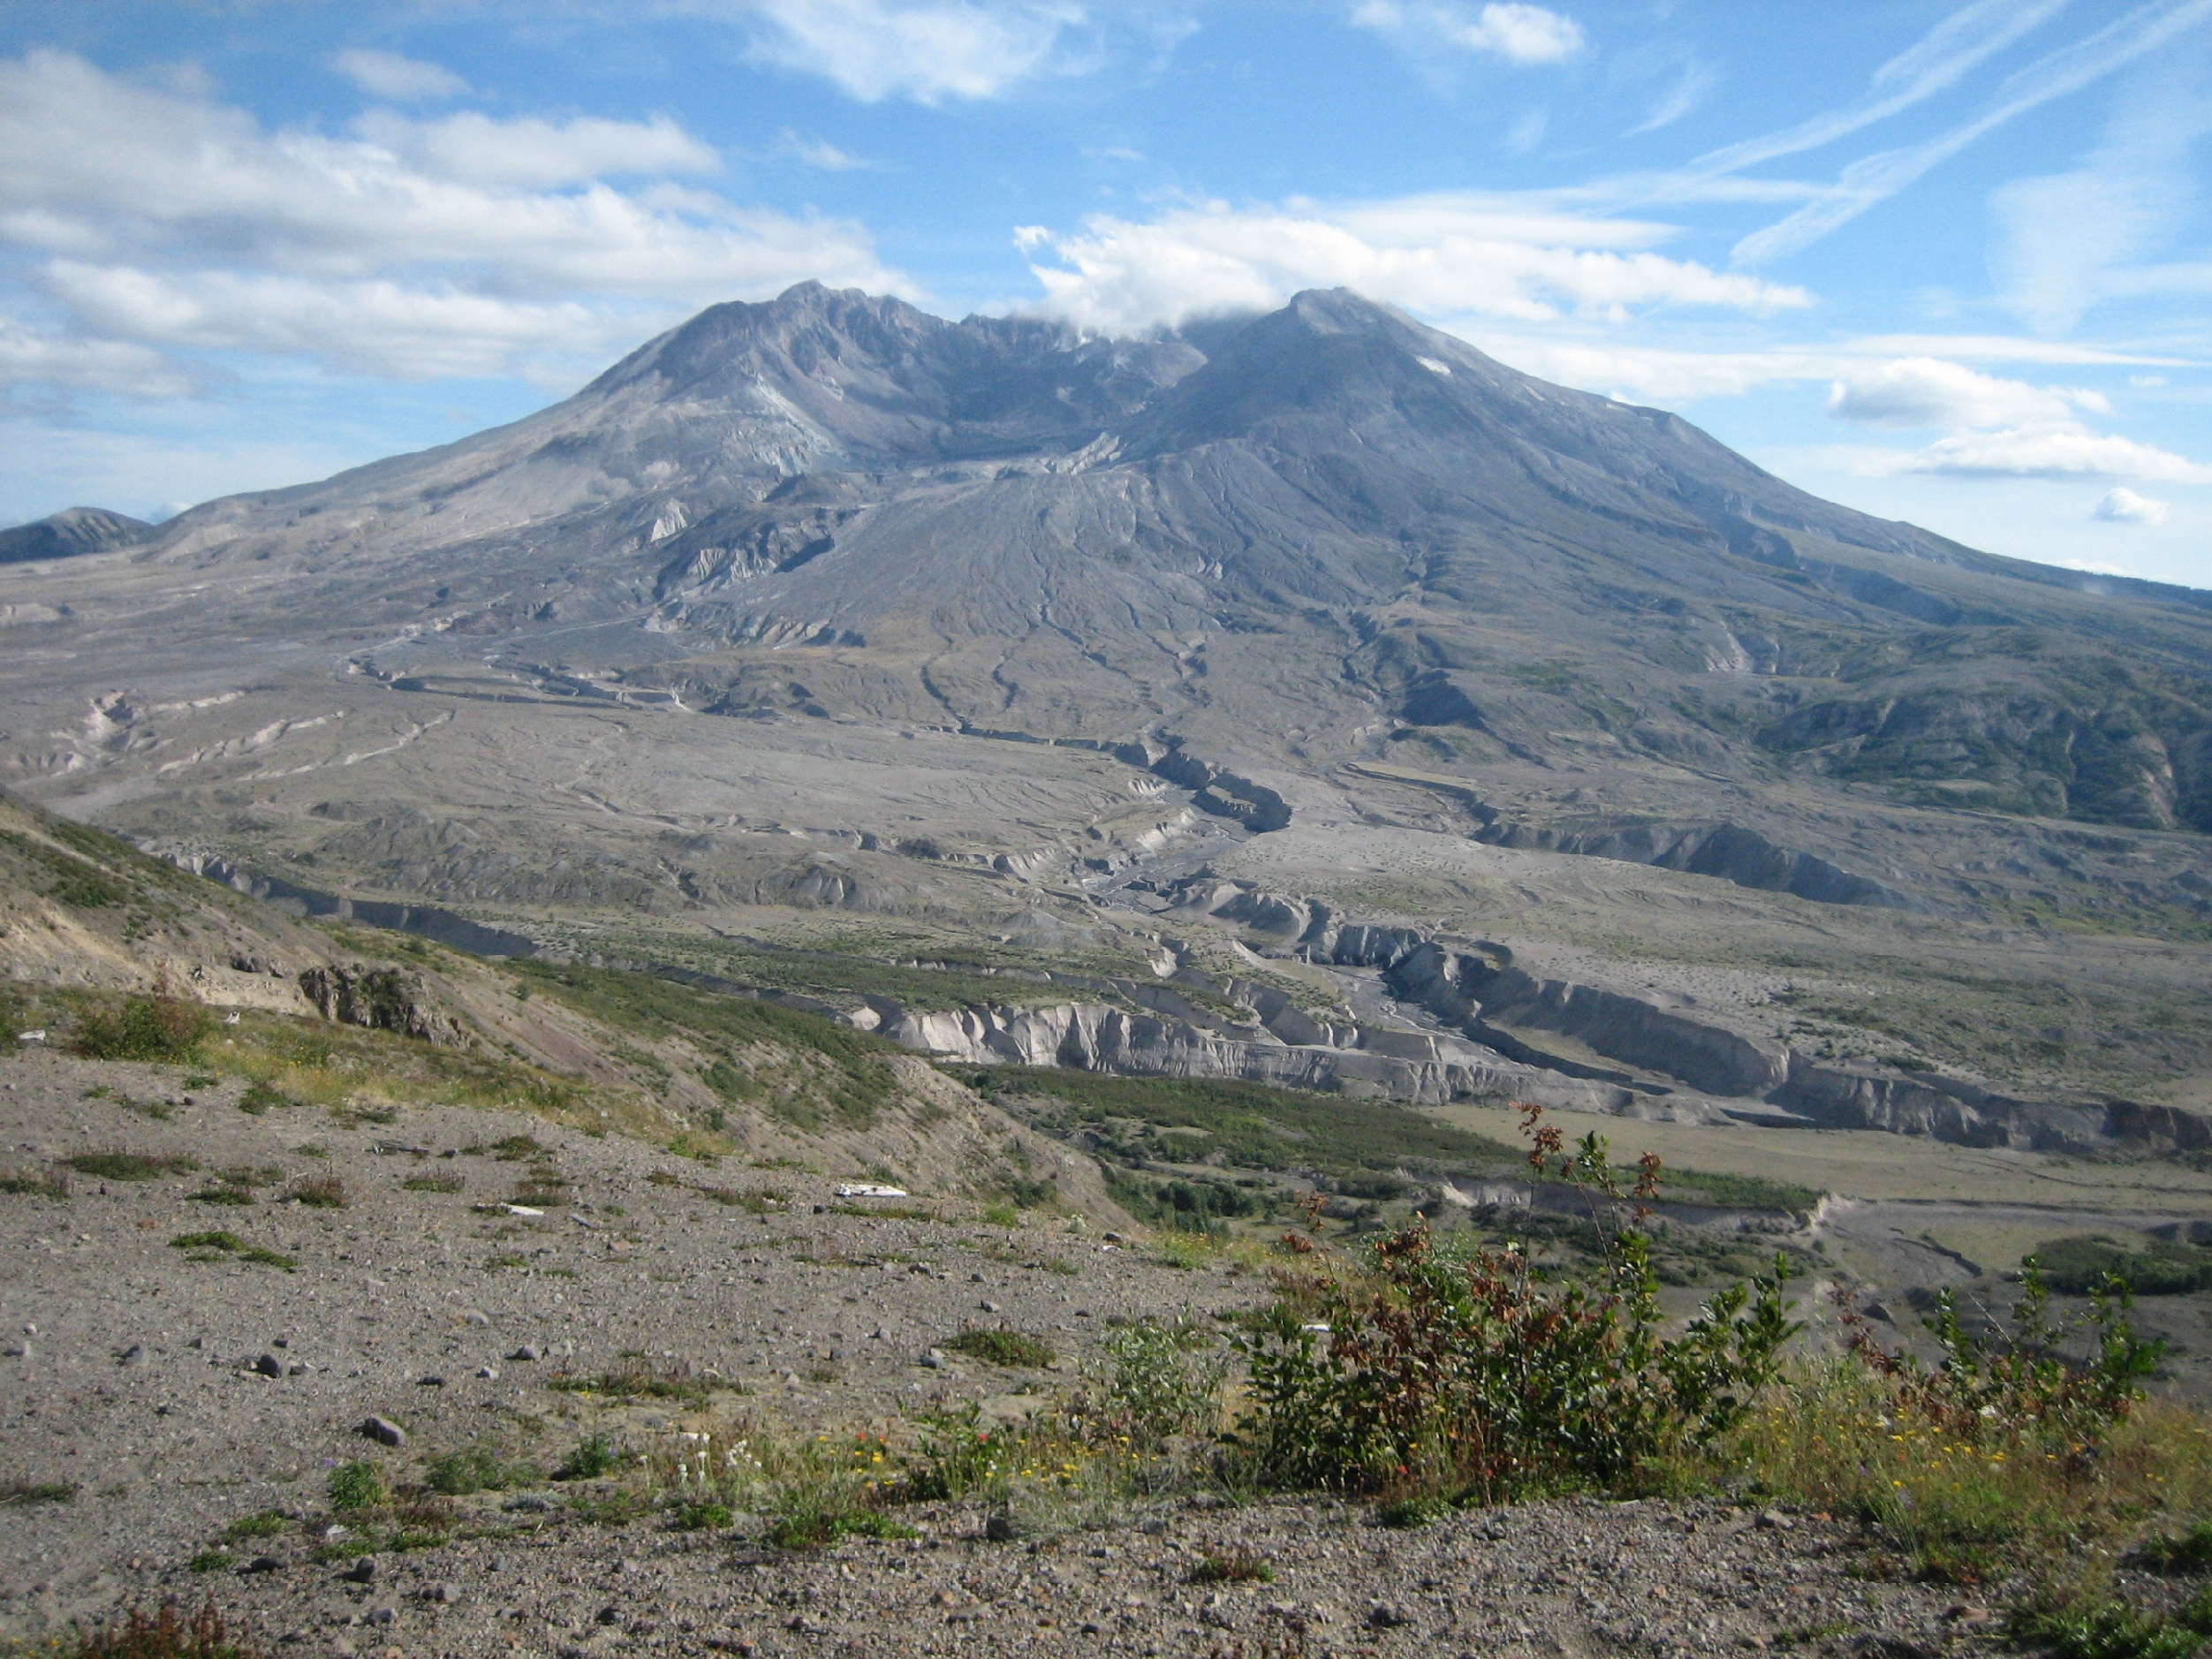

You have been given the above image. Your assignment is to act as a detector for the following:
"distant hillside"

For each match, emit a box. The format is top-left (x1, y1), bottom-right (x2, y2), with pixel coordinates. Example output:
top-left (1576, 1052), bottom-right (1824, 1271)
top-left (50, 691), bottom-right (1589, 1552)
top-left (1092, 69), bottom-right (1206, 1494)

top-left (0, 505), bottom-right (150, 564)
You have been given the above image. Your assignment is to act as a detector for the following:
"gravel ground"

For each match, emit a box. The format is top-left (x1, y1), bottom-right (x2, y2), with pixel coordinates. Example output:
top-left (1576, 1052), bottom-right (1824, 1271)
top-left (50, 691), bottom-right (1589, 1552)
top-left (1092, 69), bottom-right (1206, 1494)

top-left (0, 1049), bottom-right (2003, 1656)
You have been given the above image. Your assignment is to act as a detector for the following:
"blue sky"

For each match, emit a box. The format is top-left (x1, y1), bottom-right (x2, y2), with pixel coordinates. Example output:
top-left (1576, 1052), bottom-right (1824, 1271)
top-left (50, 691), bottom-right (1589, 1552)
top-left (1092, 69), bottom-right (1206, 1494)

top-left (4, 1), bottom-right (2212, 584)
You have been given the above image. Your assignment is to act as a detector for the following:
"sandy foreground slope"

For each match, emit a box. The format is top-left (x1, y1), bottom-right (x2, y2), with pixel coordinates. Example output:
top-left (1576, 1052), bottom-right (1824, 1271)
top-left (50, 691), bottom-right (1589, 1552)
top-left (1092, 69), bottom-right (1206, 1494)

top-left (2, 1047), bottom-right (2013, 1659)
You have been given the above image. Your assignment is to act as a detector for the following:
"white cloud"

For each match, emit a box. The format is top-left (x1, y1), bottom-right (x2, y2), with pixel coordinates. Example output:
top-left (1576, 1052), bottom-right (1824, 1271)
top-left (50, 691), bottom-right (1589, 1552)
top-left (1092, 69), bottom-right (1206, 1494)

top-left (352, 110), bottom-right (723, 189)
top-left (778, 130), bottom-right (871, 170)
top-left (2095, 486), bottom-right (2172, 522)
top-left (1352, 3), bottom-right (1585, 65)
top-left (331, 47), bottom-right (468, 102)
top-left (0, 314), bottom-right (197, 400)
top-left (739, 0), bottom-right (1083, 103)
top-left (42, 265), bottom-right (631, 383)
top-left (0, 50), bottom-right (908, 391)
top-left (1019, 193), bottom-right (1810, 335)
top-left (1874, 428), bottom-right (2212, 483)
top-left (1824, 357), bottom-right (2101, 429)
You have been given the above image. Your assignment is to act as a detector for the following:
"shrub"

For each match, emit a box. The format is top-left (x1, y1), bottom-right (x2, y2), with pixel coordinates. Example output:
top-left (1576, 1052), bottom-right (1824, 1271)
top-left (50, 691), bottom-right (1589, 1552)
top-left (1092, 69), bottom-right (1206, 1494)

top-left (899, 1402), bottom-right (1014, 1501)
top-left (945, 1325), bottom-right (1056, 1368)
top-left (763, 1505), bottom-right (915, 1549)
top-left (286, 1176), bottom-right (348, 1208)
top-left (70, 1150), bottom-right (195, 1181)
top-left (235, 1082), bottom-right (297, 1116)
top-left (1, 1480), bottom-right (77, 1504)
top-left (1231, 1114), bottom-right (1799, 1503)
top-left (674, 1500), bottom-right (733, 1531)
top-left (72, 993), bottom-right (212, 1064)
top-left (555, 1435), bottom-right (616, 1481)
top-left (75, 1600), bottom-right (261, 1659)
top-left (1840, 1258), bottom-right (2162, 1451)
top-left (327, 1462), bottom-right (385, 1512)
top-left (186, 1184), bottom-right (254, 1207)
top-left (2136, 1520), bottom-right (2212, 1574)
top-left (1102, 1320), bottom-right (1228, 1447)
top-left (0, 1164), bottom-right (70, 1199)
top-left (1189, 1549), bottom-right (1274, 1584)
top-left (169, 1231), bottom-right (294, 1269)
top-left (2009, 1584), bottom-right (2212, 1659)
top-left (425, 1448), bottom-right (511, 1496)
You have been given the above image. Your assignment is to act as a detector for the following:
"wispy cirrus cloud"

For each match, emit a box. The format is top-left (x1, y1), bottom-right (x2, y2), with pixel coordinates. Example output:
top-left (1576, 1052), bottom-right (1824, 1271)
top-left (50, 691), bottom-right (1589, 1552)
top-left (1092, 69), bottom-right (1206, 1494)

top-left (0, 49), bottom-right (907, 396)
top-left (1732, 0), bottom-right (2212, 265)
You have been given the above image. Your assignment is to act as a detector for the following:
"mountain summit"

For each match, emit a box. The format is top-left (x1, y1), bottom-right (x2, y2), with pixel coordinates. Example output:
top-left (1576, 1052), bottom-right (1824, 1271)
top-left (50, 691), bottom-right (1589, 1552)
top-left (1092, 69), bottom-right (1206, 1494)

top-left (108, 282), bottom-right (2212, 838)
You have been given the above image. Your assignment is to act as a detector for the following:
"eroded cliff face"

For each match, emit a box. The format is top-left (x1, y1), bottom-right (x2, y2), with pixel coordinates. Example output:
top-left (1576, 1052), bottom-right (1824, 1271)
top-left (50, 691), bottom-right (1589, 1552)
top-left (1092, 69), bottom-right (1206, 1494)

top-left (824, 872), bottom-right (2212, 1157)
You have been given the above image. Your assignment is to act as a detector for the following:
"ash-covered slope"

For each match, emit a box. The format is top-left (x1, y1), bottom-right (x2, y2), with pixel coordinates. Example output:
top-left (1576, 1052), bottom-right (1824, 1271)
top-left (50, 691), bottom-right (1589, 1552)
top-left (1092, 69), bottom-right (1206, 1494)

top-left (0, 505), bottom-right (150, 564)
top-left (15, 281), bottom-right (2212, 852)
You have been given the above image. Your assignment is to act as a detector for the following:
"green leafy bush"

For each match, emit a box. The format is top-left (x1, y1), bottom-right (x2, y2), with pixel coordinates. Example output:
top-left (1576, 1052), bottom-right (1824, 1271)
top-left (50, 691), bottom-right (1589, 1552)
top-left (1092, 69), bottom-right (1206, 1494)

top-left (2035, 1235), bottom-right (2212, 1297)
top-left (327, 1462), bottom-right (385, 1513)
top-left (71, 992), bottom-right (212, 1064)
top-left (425, 1448), bottom-right (511, 1496)
top-left (898, 1402), bottom-right (1012, 1501)
top-left (1231, 1117), bottom-right (1800, 1503)
top-left (1102, 1320), bottom-right (1227, 1447)
top-left (555, 1435), bottom-right (616, 1481)
top-left (1235, 1219), bottom-right (1798, 1499)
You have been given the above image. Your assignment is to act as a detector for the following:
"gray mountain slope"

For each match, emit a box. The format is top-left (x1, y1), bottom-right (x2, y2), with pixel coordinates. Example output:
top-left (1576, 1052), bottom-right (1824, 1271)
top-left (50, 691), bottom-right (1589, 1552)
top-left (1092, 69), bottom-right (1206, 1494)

top-left (13, 279), bottom-right (2212, 856)
top-left (10, 281), bottom-right (2212, 1131)
top-left (0, 505), bottom-right (150, 564)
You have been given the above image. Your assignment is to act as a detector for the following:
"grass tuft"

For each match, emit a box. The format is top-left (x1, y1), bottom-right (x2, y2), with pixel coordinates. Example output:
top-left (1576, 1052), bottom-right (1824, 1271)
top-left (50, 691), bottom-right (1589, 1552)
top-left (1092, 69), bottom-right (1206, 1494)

top-left (944, 1325), bottom-right (1056, 1368)
top-left (1189, 1549), bottom-right (1274, 1584)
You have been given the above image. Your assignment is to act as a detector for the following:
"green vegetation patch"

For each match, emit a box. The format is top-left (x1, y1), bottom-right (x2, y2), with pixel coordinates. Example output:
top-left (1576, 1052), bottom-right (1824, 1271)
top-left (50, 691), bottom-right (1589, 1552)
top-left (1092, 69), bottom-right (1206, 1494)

top-left (0, 826), bottom-right (130, 909)
top-left (510, 958), bottom-right (900, 1130)
top-left (329, 1461), bottom-right (385, 1512)
top-left (1, 1480), bottom-right (78, 1505)
top-left (944, 1325), bottom-right (1055, 1368)
top-left (425, 1448), bottom-right (515, 1496)
top-left (547, 1362), bottom-right (715, 1407)
top-left (0, 1164), bottom-right (71, 1199)
top-left (968, 1065), bottom-right (1520, 1183)
top-left (2033, 1235), bottom-right (2212, 1296)
top-left (69, 992), bottom-right (212, 1064)
top-left (169, 1231), bottom-right (295, 1270)
top-left (69, 1150), bottom-right (198, 1181)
